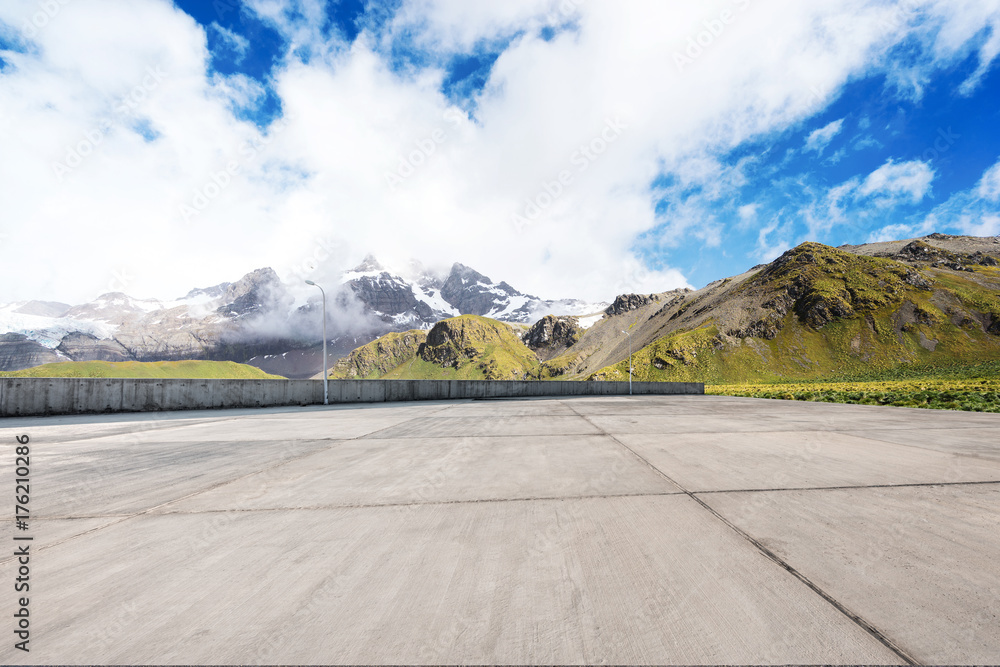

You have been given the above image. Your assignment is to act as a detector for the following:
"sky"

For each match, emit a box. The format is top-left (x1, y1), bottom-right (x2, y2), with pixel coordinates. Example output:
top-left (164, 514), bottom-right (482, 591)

top-left (1, 0), bottom-right (999, 305)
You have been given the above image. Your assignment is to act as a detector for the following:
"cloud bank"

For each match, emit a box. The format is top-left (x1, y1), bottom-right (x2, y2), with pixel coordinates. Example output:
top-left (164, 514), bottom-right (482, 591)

top-left (1, 0), bottom-right (999, 305)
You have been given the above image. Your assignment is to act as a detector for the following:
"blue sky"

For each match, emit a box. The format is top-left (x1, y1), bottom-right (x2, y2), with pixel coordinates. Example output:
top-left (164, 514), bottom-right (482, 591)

top-left (1, 0), bottom-right (999, 303)
top-left (636, 60), bottom-right (1000, 285)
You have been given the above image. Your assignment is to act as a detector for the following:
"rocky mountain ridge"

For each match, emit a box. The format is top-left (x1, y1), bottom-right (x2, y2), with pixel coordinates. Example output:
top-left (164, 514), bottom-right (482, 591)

top-left (328, 233), bottom-right (1000, 383)
top-left (0, 255), bottom-right (607, 376)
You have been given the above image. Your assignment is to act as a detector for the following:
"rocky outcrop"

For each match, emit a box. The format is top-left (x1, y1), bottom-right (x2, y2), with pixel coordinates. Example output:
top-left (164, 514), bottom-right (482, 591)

top-left (417, 315), bottom-right (539, 379)
top-left (347, 273), bottom-right (435, 322)
top-left (440, 263), bottom-right (531, 317)
top-left (0, 333), bottom-right (65, 371)
top-left (420, 317), bottom-right (478, 368)
top-left (750, 243), bottom-right (934, 330)
top-left (112, 330), bottom-right (212, 361)
top-left (56, 332), bottom-right (132, 362)
top-left (890, 240), bottom-right (997, 272)
top-left (605, 294), bottom-right (656, 316)
top-left (522, 315), bottom-right (582, 360)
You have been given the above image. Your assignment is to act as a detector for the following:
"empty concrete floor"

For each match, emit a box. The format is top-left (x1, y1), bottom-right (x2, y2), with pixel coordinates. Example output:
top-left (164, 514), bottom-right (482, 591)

top-left (1, 396), bottom-right (997, 664)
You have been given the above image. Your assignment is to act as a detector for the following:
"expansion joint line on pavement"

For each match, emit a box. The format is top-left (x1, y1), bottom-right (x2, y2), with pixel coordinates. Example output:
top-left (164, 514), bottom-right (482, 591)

top-left (560, 400), bottom-right (921, 666)
top-left (695, 479), bottom-right (1000, 495)
top-left (0, 404), bottom-right (458, 566)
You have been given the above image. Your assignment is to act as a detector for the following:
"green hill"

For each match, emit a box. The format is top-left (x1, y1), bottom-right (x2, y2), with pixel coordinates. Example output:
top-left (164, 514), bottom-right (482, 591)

top-left (328, 330), bottom-right (427, 379)
top-left (585, 241), bottom-right (1000, 383)
top-left (334, 315), bottom-right (542, 380)
top-left (322, 236), bottom-right (1000, 389)
top-left (0, 360), bottom-right (284, 379)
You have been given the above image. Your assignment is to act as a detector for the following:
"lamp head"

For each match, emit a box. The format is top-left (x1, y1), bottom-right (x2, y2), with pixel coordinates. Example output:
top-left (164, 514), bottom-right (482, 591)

top-left (305, 280), bottom-right (316, 286)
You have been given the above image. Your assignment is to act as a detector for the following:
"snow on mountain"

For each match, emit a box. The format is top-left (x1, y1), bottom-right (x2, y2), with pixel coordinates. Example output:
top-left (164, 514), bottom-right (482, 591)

top-left (413, 284), bottom-right (460, 319)
top-left (0, 256), bottom-right (612, 373)
top-left (0, 302), bottom-right (118, 349)
top-left (337, 257), bottom-right (609, 326)
top-left (577, 313), bottom-right (606, 329)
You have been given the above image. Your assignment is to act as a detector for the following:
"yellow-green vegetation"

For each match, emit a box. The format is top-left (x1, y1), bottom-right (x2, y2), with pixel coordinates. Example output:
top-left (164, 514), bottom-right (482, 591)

top-left (0, 360), bottom-right (283, 379)
top-left (933, 272), bottom-right (1000, 322)
top-left (328, 330), bottom-right (427, 379)
top-left (747, 241), bottom-right (923, 326)
top-left (711, 360), bottom-right (1000, 412)
top-left (709, 378), bottom-right (1000, 412)
top-left (328, 242), bottom-right (1000, 397)
top-left (588, 243), bottom-right (1000, 384)
top-left (377, 315), bottom-right (541, 380)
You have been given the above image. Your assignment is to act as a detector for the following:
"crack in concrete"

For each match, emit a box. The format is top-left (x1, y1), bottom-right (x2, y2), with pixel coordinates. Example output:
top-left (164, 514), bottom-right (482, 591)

top-left (561, 399), bottom-right (921, 666)
top-left (694, 479), bottom-right (1000, 494)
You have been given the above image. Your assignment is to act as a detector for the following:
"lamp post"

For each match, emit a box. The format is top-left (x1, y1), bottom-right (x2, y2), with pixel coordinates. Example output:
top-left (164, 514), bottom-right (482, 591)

top-left (305, 280), bottom-right (328, 405)
top-left (621, 329), bottom-right (632, 395)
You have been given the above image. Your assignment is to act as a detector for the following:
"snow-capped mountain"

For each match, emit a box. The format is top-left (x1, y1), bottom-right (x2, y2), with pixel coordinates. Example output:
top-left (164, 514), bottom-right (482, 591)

top-left (340, 255), bottom-right (607, 328)
top-left (0, 257), bottom-right (608, 376)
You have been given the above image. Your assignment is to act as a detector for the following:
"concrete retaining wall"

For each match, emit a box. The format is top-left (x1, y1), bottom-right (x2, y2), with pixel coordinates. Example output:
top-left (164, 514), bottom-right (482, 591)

top-left (0, 378), bottom-right (703, 417)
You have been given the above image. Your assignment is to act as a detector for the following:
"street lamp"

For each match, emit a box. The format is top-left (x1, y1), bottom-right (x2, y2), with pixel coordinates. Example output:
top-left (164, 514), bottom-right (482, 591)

top-left (305, 280), bottom-right (329, 405)
top-left (621, 329), bottom-right (632, 395)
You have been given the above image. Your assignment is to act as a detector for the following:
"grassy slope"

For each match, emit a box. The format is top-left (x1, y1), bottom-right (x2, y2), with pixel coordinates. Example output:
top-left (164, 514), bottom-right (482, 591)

top-left (0, 360), bottom-right (283, 379)
top-left (327, 330), bottom-right (427, 379)
top-left (383, 315), bottom-right (541, 380)
top-left (587, 243), bottom-right (1000, 384)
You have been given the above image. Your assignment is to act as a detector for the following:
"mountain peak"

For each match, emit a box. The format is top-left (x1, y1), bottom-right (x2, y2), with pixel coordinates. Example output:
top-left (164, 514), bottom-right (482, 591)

top-left (217, 267), bottom-right (288, 319)
top-left (448, 262), bottom-right (490, 285)
top-left (352, 254), bottom-right (384, 273)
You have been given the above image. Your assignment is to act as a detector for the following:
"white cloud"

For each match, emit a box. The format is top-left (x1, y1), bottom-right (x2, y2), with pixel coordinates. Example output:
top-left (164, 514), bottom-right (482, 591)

top-left (804, 118), bottom-right (844, 154)
top-left (868, 156), bottom-right (1000, 240)
top-left (858, 159), bottom-right (935, 204)
top-left (210, 22), bottom-right (250, 62)
top-left (388, 0), bottom-right (569, 52)
top-left (753, 219), bottom-right (791, 262)
top-left (798, 158), bottom-right (935, 239)
top-left (1, 0), bottom-right (1000, 305)
top-left (934, 157), bottom-right (1000, 235)
top-left (978, 157), bottom-right (1000, 201)
top-left (956, 16), bottom-right (1000, 95)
